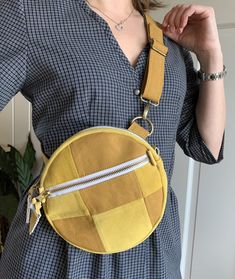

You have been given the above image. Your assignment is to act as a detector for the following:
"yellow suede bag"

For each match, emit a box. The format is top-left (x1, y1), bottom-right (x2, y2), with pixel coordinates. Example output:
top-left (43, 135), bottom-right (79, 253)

top-left (26, 13), bottom-right (168, 254)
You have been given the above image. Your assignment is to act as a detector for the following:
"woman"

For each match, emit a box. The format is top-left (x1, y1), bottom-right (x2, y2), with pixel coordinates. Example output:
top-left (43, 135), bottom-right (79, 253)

top-left (0, 0), bottom-right (225, 278)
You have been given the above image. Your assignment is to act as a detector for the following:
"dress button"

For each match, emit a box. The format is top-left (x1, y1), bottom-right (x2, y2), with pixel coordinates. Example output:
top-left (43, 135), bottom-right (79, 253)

top-left (134, 89), bottom-right (140, 96)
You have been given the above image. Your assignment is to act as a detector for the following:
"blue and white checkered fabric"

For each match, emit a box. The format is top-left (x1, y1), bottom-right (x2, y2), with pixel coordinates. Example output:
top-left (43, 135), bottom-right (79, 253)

top-left (0, 0), bottom-right (224, 278)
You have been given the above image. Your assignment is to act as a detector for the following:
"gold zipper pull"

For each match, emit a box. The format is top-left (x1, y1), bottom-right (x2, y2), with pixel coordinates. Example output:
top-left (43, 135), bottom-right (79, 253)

top-left (29, 208), bottom-right (41, 235)
top-left (28, 191), bottom-right (48, 235)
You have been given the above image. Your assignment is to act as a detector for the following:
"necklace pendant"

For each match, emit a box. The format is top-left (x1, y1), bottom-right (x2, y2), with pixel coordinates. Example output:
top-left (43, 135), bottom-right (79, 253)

top-left (115, 22), bottom-right (123, 31)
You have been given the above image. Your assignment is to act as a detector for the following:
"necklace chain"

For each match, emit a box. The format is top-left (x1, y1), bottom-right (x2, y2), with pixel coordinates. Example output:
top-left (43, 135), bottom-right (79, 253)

top-left (86, 0), bottom-right (135, 31)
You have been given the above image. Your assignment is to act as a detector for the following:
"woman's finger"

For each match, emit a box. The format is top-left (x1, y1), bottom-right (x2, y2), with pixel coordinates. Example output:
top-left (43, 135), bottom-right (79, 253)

top-left (178, 5), bottom-right (198, 31)
top-left (162, 6), bottom-right (178, 31)
top-left (163, 5), bottom-right (185, 33)
top-left (166, 6), bottom-right (180, 32)
top-left (173, 5), bottom-right (189, 32)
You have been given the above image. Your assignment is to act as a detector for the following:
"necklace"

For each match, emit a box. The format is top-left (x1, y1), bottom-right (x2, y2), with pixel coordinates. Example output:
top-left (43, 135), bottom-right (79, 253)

top-left (86, 0), bottom-right (135, 31)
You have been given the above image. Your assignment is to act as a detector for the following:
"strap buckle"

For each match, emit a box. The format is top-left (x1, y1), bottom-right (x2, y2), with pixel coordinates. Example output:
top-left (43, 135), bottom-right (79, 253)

top-left (140, 95), bottom-right (159, 107)
top-left (150, 38), bottom-right (168, 57)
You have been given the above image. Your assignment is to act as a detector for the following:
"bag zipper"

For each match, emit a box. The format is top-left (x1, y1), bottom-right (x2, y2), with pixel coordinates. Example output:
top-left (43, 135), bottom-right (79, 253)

top-left (46, 153), bottom-right (150, 198)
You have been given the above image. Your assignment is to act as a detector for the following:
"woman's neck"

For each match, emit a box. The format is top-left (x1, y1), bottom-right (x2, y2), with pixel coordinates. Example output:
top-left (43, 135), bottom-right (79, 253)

top-left (86, 0), bottom-right (135, 16)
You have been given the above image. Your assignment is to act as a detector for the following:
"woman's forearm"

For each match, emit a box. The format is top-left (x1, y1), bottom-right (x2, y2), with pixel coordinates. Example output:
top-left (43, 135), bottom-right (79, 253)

top-left (162, 4), bottom-right (226, 160)
top-left (195, 50), bottom-right (226, 160)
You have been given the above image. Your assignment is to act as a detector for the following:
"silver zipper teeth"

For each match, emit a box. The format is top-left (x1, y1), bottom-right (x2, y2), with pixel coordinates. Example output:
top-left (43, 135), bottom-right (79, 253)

top-left (48, 154), bottom-right (148, 192)
top-left (48, 154), bottom-right (149, 198)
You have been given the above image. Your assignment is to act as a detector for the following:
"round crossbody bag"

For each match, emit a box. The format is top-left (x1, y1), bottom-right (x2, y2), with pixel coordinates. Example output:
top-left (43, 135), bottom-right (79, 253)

top-left (26, 13), bottom-right (169, 254)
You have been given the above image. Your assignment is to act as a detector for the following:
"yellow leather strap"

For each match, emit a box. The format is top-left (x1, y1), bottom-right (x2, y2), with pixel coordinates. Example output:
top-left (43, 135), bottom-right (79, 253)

top-left (128, 121), bottom-right (149, 140)
top-left (141, 13), bottom-right (168, 104)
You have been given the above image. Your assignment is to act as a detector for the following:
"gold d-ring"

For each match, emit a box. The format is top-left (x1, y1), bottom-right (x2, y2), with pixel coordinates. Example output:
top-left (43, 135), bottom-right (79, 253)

top-left (131, 116), bottom-right (154, 136)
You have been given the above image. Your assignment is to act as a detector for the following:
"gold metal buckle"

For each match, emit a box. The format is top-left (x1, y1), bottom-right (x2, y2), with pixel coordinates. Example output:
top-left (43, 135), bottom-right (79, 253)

top-left (140, 95), bottom-right (159, 107)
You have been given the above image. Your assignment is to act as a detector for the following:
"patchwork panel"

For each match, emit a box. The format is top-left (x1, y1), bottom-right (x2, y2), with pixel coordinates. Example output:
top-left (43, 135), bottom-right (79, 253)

top-left (144, 188), bottom-right (163, 226)
top-left (134, 162), bottom-right (163, 197)
top-left (93, 198), bottom-right (152, 252)
top-left (53, 215), bottom-right (106, 252)
top-left (46, 191), bottom-right (89, 221)
top-left (79, 171), bottom-right (142, 215)
top-left (70, 132), bottom-right (146, 176)
top-left (43, 145), bottom-right (79, 188)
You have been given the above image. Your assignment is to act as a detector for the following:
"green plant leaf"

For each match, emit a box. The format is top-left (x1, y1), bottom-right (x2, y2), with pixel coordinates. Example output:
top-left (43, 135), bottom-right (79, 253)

top-left (0, 146), bottom-right (16, 181)
top-left (23, 134), bottom-right (36, 171)
top-left (0, 137), bottom-right (36, 201)
top-left (8, 146), bottom-right (32, 199)
top-left (0, 194), bottom-right (19, 223)
top-left (0, 146), bottom-right (7, 164)
top-left (0, 170), bottom-right (19, 200)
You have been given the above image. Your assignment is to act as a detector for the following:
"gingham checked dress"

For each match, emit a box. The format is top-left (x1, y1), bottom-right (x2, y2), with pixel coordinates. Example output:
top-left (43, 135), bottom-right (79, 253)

top-left (0, 0), bottom-right (224, 278)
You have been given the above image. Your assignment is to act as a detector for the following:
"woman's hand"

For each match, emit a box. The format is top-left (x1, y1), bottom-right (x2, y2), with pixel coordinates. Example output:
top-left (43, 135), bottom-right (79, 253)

top-left (162, 4), bottom-right (222, 63)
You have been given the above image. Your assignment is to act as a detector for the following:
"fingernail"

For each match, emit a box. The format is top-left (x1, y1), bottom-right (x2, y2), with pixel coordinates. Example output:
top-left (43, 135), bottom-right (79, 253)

top-left (177, 28), bottom-right (183, 34)
top-left (167, 25), bottom-right (171, 32)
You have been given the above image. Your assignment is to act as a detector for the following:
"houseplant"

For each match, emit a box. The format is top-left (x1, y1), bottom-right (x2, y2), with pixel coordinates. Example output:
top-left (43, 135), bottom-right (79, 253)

top-left (0, 135), bottom-right (36, 255)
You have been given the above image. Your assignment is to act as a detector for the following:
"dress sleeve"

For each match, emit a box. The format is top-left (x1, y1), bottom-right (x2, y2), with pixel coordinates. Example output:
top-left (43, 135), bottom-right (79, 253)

top-left (0, 0), bottom-right (28, 111)
top-left (176, 48), bottom-right (225, 164)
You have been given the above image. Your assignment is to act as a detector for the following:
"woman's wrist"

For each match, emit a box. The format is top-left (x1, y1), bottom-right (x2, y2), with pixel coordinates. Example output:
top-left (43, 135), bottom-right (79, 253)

top-left (196, 48), bottom-right (224, 73)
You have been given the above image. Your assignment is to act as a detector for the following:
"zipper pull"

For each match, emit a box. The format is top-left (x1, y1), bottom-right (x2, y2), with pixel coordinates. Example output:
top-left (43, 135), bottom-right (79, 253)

top-left (26, 194), bottom-right (32, 224)
top-left (28, 197), bottom-right (42, 235)
top-left (28, 190), bottom-right (49, 235)
top-left (29, 208), bottom-right (42, 235)
top-left (26, 177), bottom-right (41, 224)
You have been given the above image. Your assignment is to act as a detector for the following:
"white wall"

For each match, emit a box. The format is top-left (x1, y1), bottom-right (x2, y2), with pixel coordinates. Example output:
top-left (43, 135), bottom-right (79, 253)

top-left (190, 27), bottom-right (235, 279)
top-left (0, 95), bottom-right (43, 176)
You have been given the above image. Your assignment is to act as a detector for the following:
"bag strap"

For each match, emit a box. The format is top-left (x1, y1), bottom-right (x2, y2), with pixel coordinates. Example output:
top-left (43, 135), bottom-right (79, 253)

top-left (140, 13), bottom-right (168, 105)
top-left (128, 14), bottom-right (168, 140)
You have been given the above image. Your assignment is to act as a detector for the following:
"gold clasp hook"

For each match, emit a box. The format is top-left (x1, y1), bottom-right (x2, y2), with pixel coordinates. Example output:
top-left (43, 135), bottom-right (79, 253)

top-left (143, 102), bottom-right (151, 119)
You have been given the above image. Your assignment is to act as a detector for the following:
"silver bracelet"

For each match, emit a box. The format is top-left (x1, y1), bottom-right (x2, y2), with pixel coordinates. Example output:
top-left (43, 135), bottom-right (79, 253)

top-left (197, 65), bottom-right (227, 81)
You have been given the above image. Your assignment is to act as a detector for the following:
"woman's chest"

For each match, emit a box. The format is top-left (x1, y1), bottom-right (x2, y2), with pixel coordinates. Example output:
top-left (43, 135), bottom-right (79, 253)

top-left (23, 0), bottom-right (187, 147)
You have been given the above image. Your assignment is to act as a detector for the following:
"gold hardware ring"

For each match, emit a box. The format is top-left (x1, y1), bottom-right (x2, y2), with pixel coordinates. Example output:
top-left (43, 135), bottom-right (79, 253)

top-left (131, 116), bottom-right (154, 136)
